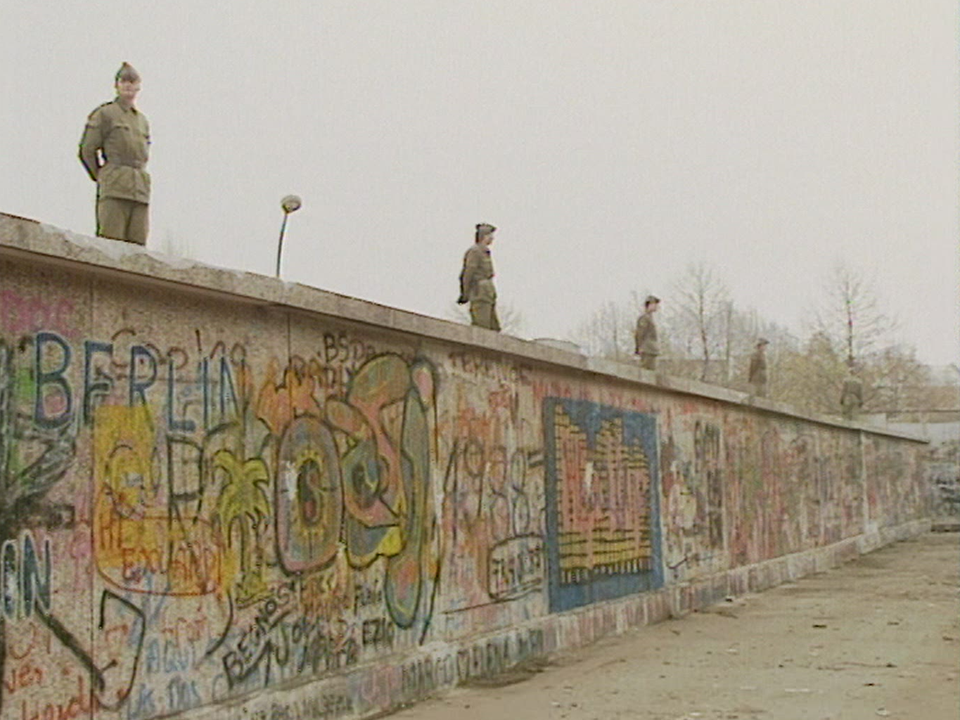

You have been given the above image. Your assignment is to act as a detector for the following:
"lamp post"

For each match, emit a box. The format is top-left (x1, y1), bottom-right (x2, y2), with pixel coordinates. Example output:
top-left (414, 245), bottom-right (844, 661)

top-left (276, 194), bottom-right (302, 277)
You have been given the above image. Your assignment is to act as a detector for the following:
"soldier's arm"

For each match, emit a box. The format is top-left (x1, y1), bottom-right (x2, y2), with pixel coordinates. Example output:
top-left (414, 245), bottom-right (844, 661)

top-left (461, 249), bottom-right (480, 298)
top-left (142, 116), bottom-right (151, 157)
top-left (78, 108), bottom-right (105, 181)
top-left (457, 266), bottom-right (469, 303)
top-left (634, 318), bottom-right (645, 353)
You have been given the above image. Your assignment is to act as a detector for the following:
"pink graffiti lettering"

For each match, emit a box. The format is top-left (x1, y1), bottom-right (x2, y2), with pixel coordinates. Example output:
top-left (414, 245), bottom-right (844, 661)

top-left (0, 291), bottom-right (76, 337)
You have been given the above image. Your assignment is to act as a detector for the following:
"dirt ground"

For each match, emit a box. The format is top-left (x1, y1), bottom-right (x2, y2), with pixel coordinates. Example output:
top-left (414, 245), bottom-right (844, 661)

top-left (389, 533), bottom-right (959, 720)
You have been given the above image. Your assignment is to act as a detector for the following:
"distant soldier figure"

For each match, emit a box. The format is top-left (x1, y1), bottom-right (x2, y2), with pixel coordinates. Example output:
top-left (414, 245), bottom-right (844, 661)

top-left (840, 366), bottom-right (864, 420)
top-left (79, 62), bottom-right (151, 245)
top-left (747, 337), bottom-right (770, 397)
top-left (458, 223), bottom-right (500, 331)
top-left (634, 295), bottom-right (661, 371)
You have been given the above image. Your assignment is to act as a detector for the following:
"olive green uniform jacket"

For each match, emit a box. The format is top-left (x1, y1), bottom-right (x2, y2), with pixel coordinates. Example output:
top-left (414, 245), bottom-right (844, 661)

top-left (634, 311), bottom-right (660, 370)
top-left (748, 349), bottom-right (768, 388)
top-left (634, 311), bottom-right (659, 355)
top-left (79, 99), bottom-right (151, 203)
top-left (459, 243), bottom-right (499, 331)
top-left (840, 375), bottom-right (863, 419)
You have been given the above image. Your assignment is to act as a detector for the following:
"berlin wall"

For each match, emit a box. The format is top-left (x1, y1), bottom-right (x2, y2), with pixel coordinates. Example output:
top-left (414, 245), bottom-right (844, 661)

top-left (0, 213), bottom-right (930, 720)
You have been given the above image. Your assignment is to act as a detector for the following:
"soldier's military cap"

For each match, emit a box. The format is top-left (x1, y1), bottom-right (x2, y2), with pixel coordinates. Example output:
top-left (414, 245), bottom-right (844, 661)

top-left (757, 337), bottom-right (769, 345)
top-left (115, 62), bottom-right (141, 83)
top-left (645, 295), bottom-right (660, 305)
top-left (475, 223), bottom-right (496, 237)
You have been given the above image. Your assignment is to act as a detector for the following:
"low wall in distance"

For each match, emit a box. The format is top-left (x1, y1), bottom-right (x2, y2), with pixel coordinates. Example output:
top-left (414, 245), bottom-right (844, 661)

top-left (0, 213), bottom-right (930, 720)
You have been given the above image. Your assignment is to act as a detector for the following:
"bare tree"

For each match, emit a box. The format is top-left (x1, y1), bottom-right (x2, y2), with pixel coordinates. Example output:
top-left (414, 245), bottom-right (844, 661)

top-left (764, 263), bottom-right (903, 417)
top-left (867, 344), bottom-right (933, 416)
top-left (720, 305), bottom-right (799, 392)
top-left (815, 263), bottom-right (895, 366)
top-left (776, 331), bottom-right (848, 414)
top-left (568, 295), bottom-right (642, 361)
top-left (665, 263), bottom-right (730, 381)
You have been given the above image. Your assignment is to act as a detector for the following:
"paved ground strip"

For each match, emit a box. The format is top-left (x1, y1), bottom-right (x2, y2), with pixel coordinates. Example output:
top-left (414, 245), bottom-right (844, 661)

top-left (389, 533), bottom-right (960, 720)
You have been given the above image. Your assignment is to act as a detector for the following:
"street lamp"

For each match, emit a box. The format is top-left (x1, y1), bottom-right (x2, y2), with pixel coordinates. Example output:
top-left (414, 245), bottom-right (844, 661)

top-left (276, 194), bottom-right (302, 277)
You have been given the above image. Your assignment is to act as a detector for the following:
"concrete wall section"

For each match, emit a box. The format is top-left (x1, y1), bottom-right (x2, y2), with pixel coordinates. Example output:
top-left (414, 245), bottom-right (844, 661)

top-left (0, 214), bottom-right (930, 720)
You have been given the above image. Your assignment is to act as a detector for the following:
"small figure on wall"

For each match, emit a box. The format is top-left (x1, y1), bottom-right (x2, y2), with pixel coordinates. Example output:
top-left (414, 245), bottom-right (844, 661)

top-left (634, 295), bottom-right (661, 371)
top-left (748, 337), bottom-right (770, 397)
top-left (458, 223), bottom-right (500, 331)
top-left (840, 362), bottom-right (864, 420)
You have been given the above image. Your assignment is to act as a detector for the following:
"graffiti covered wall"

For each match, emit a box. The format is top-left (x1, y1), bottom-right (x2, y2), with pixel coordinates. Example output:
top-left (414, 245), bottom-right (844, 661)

top-left (0, 220), bottom-right (929, 720)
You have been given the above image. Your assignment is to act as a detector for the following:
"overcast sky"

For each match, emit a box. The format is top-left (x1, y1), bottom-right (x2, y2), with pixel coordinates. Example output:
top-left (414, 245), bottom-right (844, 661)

top-left (1, 1), bottom-right (957, 365)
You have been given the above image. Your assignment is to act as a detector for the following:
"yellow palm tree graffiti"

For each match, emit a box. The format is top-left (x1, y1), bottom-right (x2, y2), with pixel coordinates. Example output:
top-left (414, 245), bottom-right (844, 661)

top-left (214, 449), bottom-right (271, 606)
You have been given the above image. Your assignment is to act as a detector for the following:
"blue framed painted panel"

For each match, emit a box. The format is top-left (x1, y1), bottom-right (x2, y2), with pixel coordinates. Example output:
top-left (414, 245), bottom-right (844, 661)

top-left (543, 398), bottom-right (663, 613)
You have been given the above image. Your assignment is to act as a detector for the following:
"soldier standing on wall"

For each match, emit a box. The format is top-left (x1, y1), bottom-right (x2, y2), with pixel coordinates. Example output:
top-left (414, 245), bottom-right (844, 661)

top-left (748, 337), bottom-right (770, 397)
top-left (457, 223), bottom-right (500, 331)
top-left (79, 62), bottom-right (151, 245)
top-left (840, 361), bottom-right (864, 420)
top-left (634, 295), bottom-right (661, 371)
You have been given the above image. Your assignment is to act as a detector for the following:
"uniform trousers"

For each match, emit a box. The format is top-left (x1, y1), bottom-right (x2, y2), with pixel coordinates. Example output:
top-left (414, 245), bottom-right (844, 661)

top-left (470, 300), bottom-right (500, 331)
top-left (97, 197), bottom-right (148, 245)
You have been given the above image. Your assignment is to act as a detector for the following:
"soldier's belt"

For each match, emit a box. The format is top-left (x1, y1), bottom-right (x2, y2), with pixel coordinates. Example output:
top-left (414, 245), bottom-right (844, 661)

top-left (107, 159), bottom-right (145, 169)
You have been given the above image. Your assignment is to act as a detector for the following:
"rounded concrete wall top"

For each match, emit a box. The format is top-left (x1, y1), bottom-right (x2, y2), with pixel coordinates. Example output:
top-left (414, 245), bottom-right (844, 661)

top-left (532, 338), bottom-right (583, 354)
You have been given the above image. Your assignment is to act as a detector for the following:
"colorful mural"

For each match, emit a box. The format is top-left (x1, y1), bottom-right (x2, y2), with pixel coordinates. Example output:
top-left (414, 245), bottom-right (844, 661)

top-left (543, 398), bottom-right (662, 612)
